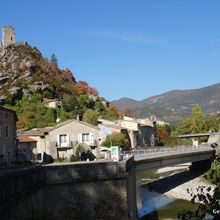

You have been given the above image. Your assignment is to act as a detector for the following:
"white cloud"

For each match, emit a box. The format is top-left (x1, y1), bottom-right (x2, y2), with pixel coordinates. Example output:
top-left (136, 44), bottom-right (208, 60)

top-left (81, 30), bottom-right (159, 44)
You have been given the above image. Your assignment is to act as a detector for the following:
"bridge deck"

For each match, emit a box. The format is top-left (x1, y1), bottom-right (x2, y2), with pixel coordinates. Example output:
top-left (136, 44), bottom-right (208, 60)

top-left (122, 146), bottom-right (215, 171)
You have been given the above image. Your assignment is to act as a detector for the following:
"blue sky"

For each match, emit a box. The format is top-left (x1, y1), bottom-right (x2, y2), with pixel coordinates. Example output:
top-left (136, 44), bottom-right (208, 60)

top-left (1, 0), bottom-right (220, 101)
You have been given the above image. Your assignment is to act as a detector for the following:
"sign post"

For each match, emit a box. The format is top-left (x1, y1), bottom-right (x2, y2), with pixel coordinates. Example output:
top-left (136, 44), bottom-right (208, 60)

top-left (110, 146), bottom-right (119, 161)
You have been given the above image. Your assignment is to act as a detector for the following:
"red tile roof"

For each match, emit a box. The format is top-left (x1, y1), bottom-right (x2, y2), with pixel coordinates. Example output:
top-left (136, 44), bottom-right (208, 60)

top-left (18, 135), bottom-right (37, 143)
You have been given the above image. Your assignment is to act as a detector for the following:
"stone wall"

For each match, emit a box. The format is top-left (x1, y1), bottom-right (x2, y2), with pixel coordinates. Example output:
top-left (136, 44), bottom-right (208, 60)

top-left (1, 158), bottom-right (138, 220)
top-left (0, 166), bottom-right (43, 218)
top-left (0, 107), bottom-right (17, 166)
top-left (2, 26), bottom-right (16, 47)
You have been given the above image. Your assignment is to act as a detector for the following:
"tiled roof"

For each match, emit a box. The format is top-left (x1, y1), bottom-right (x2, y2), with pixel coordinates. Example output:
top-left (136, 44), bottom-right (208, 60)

top-left (21, 119), bottom-right (99, 137)
top-left (18, 135), bottom-right (37, 143)
top-left (21, 127), bottom-right (52, 136)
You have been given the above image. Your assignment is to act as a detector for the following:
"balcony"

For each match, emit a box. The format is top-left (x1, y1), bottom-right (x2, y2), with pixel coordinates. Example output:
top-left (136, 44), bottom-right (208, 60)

top-left (50, 141), bottom-right (76, 149)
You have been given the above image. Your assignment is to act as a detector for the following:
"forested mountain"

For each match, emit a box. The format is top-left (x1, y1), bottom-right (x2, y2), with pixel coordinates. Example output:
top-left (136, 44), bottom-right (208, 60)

top-left (111, 83), bottom-right (220, 123)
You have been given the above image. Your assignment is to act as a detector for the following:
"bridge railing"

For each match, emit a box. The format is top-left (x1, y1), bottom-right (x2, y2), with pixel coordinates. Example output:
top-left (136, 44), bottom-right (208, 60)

top-left (122, 145), bottom-right (213, 159)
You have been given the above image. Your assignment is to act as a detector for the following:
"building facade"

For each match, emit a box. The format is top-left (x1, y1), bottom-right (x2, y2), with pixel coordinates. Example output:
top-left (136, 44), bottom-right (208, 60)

top-left (20, 119), bottom-right (100, 161)
top-left (0, 106), bottom-right (18, 166)
top-left (18, 135), bottom-right (37, 162)
top-left (99, 116), bottom-right (156, 149)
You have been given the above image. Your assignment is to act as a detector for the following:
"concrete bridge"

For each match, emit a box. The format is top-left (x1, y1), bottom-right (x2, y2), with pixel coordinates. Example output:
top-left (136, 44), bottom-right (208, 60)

top-left (123, 145), bottom-right (215, 171)
top-left (0, 146), bottom-right (216, 220)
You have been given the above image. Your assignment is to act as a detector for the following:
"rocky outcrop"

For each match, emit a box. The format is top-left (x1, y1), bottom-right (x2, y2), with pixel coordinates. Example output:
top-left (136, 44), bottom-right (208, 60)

top-left (0, 43), bottom-right (76, 100)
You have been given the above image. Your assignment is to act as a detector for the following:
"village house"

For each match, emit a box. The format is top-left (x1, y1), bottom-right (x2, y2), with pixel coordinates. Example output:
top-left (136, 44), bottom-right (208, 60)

top-left (43, 99), bottom-right (61, 109)
top-left (0, 106), bottom-right (18, 166)
top-left (20, 119), bottom-right (99, 161)
top-left (17, 135), bottom-right (37, 162)
top-left (98, 116), bottom-right (157, 149)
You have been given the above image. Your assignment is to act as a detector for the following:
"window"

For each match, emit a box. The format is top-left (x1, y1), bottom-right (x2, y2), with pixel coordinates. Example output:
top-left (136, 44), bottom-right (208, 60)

top-left (59, 134), bottom-right (68, 147)
top-left (5, 126), bottom-right (8, 137)
top-left (5, 113), bottom-right (8, 118)
top-left (60, 134), bottom-right (67, 144)
top-left (82, 133), bottom-right (90, 143)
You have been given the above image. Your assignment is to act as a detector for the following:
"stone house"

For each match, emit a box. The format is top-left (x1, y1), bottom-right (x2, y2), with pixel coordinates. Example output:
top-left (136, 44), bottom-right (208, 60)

top-left (43, 99), bottom-right (61, 109)
top-left (98, 116), bottom-right (156, 149)
top-left (0, 106), bottom-right (18, 166)
top-left (18, 135), bottom-right (37, 162)
top-left (20, 119), bottom-right (99, 161)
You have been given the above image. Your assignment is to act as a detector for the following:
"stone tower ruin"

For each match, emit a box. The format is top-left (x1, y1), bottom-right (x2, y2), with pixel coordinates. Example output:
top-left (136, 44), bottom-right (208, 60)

top-left (2, 26), bottom-right (16, 47)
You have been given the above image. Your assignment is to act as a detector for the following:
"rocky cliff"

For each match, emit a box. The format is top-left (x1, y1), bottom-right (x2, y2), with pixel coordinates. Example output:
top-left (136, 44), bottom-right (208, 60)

top-left (0, 43), bottom-right (75, 102)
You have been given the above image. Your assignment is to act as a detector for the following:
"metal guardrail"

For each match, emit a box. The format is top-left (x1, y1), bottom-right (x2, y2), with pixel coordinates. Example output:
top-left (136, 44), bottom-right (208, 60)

top-left (122, 145), bottom-right (214, 160)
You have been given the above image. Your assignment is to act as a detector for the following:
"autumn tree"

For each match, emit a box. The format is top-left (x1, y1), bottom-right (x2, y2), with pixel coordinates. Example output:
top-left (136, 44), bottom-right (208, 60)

top-left (75, 81), bottom-right (98, 96)
top-left (61, 68), bottom-right (75, 82)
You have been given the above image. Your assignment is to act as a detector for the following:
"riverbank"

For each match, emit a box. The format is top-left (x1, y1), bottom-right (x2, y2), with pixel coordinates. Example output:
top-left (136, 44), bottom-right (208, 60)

top-left (148, 165), bottom-right (215, 202)
top-left (164, 173), bottom-right (215, 201)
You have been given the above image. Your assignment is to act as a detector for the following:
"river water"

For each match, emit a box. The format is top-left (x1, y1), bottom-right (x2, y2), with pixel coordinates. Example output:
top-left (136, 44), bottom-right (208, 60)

top-left (136, 167), bottom-right (200, 220)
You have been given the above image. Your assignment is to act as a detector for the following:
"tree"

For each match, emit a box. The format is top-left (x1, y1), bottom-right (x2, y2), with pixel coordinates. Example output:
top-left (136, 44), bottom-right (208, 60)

top-left (74, 143), bottom-right (95, 161)
top-left (190, 104), bottom-right (206, 134)
top-left (102, 132), bottom-right (129, 149)
top-left (74, 143), bottom-right (91, 157)
top-left (51, 53), bottom-right (58, 66)
top-left (82, 109), bottom-right (99, 125)
top-left (75, 81), bottom-right (98, 96)
top-left (95, 99), bottom-right (106, 115)
top-left (175, 118), bottom-right (192, 135)
top-left (78, 94), bottom-right (94, 109)
top-left (103, 106), bottom-right (119, 121)
top-left (178, 185), bottom-right (220, 220)
top-left (62, 94), bottom-right (79, 112)
top-left (175, 104), bottom-right (207, 136)
top-left (206, 153), bottom-right (220, 184)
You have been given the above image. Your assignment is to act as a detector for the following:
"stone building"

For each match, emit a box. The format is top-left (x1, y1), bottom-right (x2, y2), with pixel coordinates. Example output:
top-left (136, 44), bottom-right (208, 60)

top-left (99, 116), bottom-right (156, 149)
top-left (18, 135), bottom-right (37, 162)
top-left (43, 99), bottom-right (61, 109)
top-left (0, 106), bottom-right (18, 166)
top-left (20, 119), bottom-right (100, 161)
top-left (1, 26), bottom-right (16, 47)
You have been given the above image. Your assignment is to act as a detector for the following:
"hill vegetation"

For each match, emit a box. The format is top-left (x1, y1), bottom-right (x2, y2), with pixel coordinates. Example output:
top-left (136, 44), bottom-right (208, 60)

top-left (0, 43), bottom-right (119, 128)
top-left (157, 104), bottom-right (220, 146)
top-left (111, 83), bottom-right (220, 123)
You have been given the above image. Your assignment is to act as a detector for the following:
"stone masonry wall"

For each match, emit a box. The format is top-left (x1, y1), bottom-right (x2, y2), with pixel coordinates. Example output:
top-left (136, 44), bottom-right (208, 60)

top-left (2, 26), bottom-right (16, 47)
top-left (1, 158), bottom-right (138, 220)
top-left (6, 180), bottom-right (128, 220)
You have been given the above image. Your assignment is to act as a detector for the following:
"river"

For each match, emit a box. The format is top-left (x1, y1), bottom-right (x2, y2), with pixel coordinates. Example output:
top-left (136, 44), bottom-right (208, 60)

top-left (136, 166), bottom-right (200, 220)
